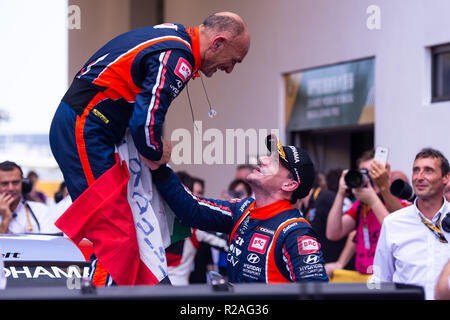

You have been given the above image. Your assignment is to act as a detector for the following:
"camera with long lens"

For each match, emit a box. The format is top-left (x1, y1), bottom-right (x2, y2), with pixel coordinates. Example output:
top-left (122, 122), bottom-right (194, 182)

top-left (21, 178), bottom-right (33, 195)
top-left (442, 214), bottom-right (450, 233)
top-left (389, 179), bottom-right (415, 202)
top-left (344, 168), bottom-right (371, 189)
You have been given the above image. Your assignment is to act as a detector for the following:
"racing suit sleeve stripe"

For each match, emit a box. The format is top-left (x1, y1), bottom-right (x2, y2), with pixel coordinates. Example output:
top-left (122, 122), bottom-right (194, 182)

top-left (92, 36), bottom-right (192, 102)
top-left (152, 166), bottom-right (235, 233)
top-left (182, 184), bottom-right (233, 216)
top-left (145, 50), bottom-right (171, 152)
top-left (282, 244), bottom-right (295, 282)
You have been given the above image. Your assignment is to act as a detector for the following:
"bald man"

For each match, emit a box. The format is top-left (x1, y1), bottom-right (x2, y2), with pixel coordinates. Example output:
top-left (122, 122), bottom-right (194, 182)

top-left (49, 12), bottom-right (250, 286)
top-left (389, 170), bottom-right (409, 185)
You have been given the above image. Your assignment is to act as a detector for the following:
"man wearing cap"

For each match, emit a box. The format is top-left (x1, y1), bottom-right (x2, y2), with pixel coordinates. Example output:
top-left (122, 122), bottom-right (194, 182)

top-left (143, 135), bottom-right (328, 283)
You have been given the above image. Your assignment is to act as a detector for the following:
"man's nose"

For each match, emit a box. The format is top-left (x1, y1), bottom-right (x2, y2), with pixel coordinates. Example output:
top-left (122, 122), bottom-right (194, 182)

top-left (259, 155), bottom-right (272, 165)
top-left (225, 64), bottom-right (235, 73)
top-left (414, 170), bottom-right (425, 180)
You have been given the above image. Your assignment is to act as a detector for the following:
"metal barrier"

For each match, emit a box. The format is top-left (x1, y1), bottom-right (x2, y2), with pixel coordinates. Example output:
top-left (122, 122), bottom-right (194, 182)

top-left (0, 282), bottom-right (424, 300)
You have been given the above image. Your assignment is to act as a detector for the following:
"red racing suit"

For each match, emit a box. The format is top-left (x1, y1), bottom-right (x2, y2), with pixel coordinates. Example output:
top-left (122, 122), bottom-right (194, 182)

top-left (152, 165), bottom-right (329, 284)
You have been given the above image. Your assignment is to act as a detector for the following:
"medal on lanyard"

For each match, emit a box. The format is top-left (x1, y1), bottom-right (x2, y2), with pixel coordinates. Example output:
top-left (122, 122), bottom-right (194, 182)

top-left (362, 205), bottom-right (371, 249)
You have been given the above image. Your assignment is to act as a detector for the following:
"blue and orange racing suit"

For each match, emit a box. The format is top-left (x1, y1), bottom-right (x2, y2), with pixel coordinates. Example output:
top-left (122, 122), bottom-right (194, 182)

top-left (152, 165), bottom-right (329, 284)
top-left (50, 23), bottom-right (201, 201)
top-left (49, 23), bottom-right (201, 286)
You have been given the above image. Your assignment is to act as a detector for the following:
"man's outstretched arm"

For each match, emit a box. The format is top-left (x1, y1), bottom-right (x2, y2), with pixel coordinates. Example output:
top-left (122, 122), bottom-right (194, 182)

top-left (149, 163), bottom-right (237, 234)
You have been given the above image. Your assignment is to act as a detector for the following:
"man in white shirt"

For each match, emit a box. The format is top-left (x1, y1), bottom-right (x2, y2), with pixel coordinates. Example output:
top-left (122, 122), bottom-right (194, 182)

top-left (373, 148), bottom-right (450, 300)
top-left (0, 161), bottom-right (54, 234)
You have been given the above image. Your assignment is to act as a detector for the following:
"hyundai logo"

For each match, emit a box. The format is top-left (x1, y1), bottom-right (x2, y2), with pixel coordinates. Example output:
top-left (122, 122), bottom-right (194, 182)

top-left (303, 254), bottom-right (319, 265)
top-left (247, 253), bottom-right (260, 264)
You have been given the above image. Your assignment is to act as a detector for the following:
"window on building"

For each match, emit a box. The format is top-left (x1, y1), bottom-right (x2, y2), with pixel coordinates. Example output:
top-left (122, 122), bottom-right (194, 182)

top-left (432, 43), bottom-right (450, 102)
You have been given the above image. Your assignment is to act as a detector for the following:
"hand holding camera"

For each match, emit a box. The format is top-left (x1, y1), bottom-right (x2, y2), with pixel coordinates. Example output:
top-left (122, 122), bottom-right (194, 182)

top-left (344, 168), bottom-right (371, 189)
top-left (337, 169), bottom-right (349, 196)
top-left (343, 164), bottom-right (384, 206)
top-left (351, 178), bottom-right (380, 206)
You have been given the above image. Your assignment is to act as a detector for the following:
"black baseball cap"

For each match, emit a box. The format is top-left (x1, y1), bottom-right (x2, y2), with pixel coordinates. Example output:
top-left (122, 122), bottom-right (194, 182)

top-left (265, 134), bottom-right (315, 199)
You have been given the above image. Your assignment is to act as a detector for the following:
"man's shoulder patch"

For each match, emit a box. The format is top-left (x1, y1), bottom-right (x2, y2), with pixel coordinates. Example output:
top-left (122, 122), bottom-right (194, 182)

top-left (174, 57), bottom-right (192, 82)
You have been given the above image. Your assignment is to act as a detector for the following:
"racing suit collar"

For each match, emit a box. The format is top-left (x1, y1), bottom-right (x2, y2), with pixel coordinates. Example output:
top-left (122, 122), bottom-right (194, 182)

top-left (186, 27), bottom-right (202, 77)
top-left (250, 200), bottom-right (294, 220)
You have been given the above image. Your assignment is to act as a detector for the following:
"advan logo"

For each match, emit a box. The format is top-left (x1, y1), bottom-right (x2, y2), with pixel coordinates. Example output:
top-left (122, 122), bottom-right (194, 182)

top-left (248, 233), bottom-right (270, 254)
top-left (174, 57), bottom-right (192, 82)
top-left (297, 236), bottom-right (320, 255)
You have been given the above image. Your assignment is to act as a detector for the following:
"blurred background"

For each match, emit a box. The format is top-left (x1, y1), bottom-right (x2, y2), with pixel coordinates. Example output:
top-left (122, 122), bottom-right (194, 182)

top-left (0, 0), bottom-right (449, 199)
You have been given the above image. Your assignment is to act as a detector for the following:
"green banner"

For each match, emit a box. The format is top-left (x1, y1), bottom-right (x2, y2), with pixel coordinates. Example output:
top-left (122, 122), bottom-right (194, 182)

top-left (286, 58), bottom-right (375, 131)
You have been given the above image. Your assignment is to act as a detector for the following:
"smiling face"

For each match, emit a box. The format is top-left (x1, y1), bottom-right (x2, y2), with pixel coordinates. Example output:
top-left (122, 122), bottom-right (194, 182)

top-left (246, 154), bottom-right (293, 196)
top-left (412, 157), bottom-right (449, 201)
top-left (201, 32), bottom-right (250, 77)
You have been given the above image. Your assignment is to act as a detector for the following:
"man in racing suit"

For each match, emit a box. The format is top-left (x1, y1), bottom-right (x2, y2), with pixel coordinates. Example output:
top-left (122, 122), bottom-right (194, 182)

top-left (50, 12), bottom-right (250, 201)
top-left (49, 12), bottom-right (250, 286)
top-left (145, 135), bottom-right (328, 283)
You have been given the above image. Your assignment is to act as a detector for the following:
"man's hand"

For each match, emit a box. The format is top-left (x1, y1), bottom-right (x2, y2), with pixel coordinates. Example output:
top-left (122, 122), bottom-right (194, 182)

top-left (369, 160), bottom-right (404, 213)
top-left (369, 160), bottom-right (390, 192)
top-left (0, 193), bottom-right (14, 233)
top-left (352, 180), bottom-right (380, 207)
top-left (0, 193), bottom-right (13, 219)
top-left (325, 262), bottom-right (343, 277)
top-left (140, 137), bottom-right (172, 170)
top-left (337, 169), bottom-right (349, 196)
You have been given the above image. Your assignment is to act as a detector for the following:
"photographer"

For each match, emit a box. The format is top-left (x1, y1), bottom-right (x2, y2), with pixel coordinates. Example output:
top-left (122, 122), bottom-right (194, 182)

top-left (326, 149), bottom-right (407, 275)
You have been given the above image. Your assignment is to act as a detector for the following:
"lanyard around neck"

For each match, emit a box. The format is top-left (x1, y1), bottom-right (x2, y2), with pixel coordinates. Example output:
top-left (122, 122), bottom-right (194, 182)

top-left (420, 215), bottom-right (448, 244)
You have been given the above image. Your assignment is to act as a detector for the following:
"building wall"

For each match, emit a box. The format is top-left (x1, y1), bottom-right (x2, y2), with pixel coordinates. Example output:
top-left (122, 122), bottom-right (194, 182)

top-left (374, 1), bottom-right (450, 181)
top-left (163, 0), bottom-right (450, 196)
top-left (68, 0), bottom-right (162, 81)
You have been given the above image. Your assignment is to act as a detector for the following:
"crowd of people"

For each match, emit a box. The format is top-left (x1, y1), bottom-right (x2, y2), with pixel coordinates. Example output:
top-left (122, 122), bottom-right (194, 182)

top-left (170, 146), bottom-right (449, 299)
top-left (156, 146), bottom-right (450, 300)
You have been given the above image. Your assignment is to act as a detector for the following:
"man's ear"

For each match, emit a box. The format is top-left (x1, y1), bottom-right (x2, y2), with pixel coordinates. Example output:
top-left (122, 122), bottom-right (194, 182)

top-left (282, 180), bottom-right (299, 193)
top-left (211, 36), bottom-right (226, 52)
top-left (443, 172), bottom-right (450, 186)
